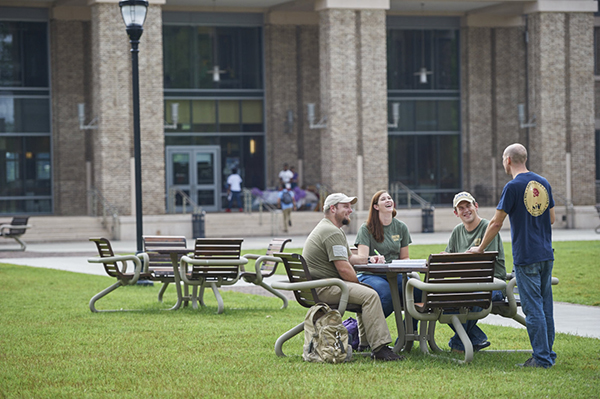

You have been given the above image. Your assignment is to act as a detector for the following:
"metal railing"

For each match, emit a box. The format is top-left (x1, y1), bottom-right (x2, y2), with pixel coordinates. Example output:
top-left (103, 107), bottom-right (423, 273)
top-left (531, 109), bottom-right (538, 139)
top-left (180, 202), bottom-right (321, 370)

top-left (87, 188), bottom-right (120, 240)
top-left (389, 181), bottom-right (433, 210)
top-left (242, 188), bottom-right (281, 235)
top-left (167, 188), bottom-right (201, 214)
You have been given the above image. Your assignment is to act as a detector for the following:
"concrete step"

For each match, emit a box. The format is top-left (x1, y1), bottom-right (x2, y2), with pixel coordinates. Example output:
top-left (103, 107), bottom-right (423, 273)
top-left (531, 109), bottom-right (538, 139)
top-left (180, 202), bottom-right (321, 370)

top-left (5, 216), bottom-right (111, 243)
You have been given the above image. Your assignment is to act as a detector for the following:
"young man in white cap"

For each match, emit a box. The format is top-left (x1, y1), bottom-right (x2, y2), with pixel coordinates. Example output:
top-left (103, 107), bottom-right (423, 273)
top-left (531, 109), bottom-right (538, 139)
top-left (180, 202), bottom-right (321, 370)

top-left (302, 193), bottom-right (402, 361)
top-left (443, 191), bottom-right (506, 353)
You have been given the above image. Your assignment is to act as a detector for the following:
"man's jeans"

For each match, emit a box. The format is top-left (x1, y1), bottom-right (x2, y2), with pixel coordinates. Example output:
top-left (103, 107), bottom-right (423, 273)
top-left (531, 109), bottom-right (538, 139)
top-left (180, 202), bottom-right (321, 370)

top-left (447, 290), bottom-right (504, 351)
top-left (514, 260), bottom-right (556, 368)
top-left (357, 274), bottom-right (422, 318)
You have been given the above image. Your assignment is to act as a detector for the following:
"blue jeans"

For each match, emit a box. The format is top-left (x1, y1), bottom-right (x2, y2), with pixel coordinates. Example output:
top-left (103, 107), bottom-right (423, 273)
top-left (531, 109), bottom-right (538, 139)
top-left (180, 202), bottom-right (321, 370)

top-left (228, 191), bottom-right (242, 209)
top-left (357, 274), bottom-right (422, 319)
top-left (514, 261), bottom-right (556, 368)
top-left (447, 290), bottom-right (504, 351)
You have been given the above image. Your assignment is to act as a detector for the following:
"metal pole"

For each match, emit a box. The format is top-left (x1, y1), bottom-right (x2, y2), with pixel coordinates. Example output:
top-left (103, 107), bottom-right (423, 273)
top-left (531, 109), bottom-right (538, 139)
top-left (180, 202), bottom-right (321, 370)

top-left (130, 38), bottom-right (143, 253)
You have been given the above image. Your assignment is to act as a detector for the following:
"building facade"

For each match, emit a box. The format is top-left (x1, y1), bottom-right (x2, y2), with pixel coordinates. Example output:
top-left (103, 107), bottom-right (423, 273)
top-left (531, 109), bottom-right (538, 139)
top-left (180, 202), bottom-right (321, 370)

top-left (0, 0), bottom-right (596, 219)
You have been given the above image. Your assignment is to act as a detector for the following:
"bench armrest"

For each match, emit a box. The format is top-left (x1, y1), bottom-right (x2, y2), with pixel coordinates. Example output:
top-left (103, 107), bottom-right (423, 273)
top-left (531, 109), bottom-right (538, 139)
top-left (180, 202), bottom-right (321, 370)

top-left (271, 278), bottom-right (350, 315)
top-left (87, 254), bottom-right (144, 285)
top-left (246, 255), bottom-right (282, 284)
top-left (0, 224), bottom-right (32, 235)
top-left (179, 255), bottom-right (248, 284)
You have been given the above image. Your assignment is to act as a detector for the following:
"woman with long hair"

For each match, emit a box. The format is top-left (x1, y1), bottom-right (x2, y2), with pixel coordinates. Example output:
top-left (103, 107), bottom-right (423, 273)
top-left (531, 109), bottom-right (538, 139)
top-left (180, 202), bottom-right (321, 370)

top-left (355, 190), bottom-right (420, 319)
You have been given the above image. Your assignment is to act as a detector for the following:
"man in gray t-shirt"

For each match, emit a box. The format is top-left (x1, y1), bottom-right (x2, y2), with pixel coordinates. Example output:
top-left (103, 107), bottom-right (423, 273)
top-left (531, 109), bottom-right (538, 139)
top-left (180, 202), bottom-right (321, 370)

top-left (302, 193), bottom-right (402, 361)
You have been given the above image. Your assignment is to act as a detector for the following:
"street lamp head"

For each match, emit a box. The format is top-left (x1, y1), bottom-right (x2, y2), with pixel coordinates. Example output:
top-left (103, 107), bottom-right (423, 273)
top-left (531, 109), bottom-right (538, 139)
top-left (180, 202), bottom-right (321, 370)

top-left (119, 0), bottom-right (149, 42)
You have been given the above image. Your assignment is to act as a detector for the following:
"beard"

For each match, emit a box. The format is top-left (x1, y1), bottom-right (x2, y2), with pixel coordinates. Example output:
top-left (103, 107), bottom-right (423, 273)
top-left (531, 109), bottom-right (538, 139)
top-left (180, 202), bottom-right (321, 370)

top-left (341, 216), bottom-right (350, 225)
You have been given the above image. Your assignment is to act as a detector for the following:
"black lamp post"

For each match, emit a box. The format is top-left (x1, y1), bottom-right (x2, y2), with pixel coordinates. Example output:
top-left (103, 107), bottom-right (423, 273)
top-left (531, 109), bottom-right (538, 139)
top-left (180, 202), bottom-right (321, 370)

top-left (119, 0), bottom-right (148, 253)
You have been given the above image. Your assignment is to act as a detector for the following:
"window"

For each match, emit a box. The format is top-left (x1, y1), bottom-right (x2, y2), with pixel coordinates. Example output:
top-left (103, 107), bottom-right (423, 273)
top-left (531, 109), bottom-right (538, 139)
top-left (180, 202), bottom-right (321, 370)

top-left (387, 26), bottom-right (460, 206)
top-left (0, 20), bottom-right (51, 214)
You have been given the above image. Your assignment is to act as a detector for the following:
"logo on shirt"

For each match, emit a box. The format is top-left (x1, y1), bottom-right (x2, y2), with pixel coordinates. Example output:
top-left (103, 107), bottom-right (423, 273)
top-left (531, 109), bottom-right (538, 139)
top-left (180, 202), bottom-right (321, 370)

top-left (332, 245), bottom-right (348, 258)
top-left (523, 181), bottom-right (549, 217)
top-left (392, 235), bottom-right (400, 242)
top-left (473, 237), bottom-right (481, 246)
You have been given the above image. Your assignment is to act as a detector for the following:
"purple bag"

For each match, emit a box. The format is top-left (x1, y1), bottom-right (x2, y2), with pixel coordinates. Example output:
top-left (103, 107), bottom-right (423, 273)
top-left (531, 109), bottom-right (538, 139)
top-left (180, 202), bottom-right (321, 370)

top-left (342, 317), bottom-right (359, 350)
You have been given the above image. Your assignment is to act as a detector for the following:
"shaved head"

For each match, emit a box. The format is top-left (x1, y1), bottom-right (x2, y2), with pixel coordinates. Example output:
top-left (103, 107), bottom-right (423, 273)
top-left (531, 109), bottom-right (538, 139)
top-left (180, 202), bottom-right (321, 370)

top-left (504, 143), bottom-right (527, 165)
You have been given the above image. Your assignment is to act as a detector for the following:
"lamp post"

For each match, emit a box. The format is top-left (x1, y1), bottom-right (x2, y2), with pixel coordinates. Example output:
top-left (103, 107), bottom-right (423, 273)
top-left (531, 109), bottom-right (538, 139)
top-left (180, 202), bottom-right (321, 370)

top-left (119, 0), bottom-right (148, 253)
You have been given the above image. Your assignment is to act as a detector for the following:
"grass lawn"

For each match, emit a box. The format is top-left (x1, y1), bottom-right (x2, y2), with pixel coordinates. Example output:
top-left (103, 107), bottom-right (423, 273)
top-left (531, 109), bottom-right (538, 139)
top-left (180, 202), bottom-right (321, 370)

top-left (1, 239), bottom-right (600, 398)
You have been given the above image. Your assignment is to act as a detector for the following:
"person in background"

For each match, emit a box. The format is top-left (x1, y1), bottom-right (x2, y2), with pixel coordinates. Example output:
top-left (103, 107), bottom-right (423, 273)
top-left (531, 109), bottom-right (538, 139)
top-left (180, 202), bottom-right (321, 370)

top-left (443, 191), bottom-right (506, 353)
top-left (277, 183), bottom-right (296, 233)
top-left (468, 143), bottom-right (556, 368)
top-left (290, 166), bottom-right (299, 189)
top-left (278, 163), bottom-right (293, 189)
top-left (226, 168), bottom-right (243, 212)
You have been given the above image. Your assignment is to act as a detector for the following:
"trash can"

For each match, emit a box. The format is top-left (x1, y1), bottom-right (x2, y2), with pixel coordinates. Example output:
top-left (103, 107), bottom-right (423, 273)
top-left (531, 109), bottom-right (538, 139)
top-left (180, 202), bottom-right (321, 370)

top-left (192, 210), bottom-right (206, 238)
top-left (421, 207), bottom-right (434, 233)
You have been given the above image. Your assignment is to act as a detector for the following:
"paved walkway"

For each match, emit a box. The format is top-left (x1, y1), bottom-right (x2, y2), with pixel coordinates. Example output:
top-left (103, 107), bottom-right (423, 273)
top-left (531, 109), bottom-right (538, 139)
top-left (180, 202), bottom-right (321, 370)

top-left (1, 229), bottom-right (598, 339)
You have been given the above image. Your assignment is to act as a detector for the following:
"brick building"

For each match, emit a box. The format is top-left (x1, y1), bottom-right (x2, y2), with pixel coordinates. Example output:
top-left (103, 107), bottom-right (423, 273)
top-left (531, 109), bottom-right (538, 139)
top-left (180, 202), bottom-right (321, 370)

top-left (0, 0), bottom-right (597, 224)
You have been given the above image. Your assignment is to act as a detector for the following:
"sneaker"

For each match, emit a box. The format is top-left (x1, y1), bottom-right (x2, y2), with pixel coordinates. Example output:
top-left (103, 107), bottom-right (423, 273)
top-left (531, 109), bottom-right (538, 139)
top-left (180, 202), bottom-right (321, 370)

top-left (288, 220), bottom-right (292, 227)
top-left (474, 341), bottom-right (491, 351)
top-left (239, 208), bottom-right (243, 212)
top-left (517, 357), bottom-right (547, 368)
top-left (371, 346), bottom-right (405, 361)
top-left (225, 209), bottom-right (231, 213)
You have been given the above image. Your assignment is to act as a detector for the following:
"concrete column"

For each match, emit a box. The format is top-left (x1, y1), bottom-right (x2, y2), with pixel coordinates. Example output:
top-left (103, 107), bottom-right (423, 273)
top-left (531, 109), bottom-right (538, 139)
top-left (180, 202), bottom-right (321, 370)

top-left (527, 11), bottom-right (595, 205)
top-left (90, 2), bottom-right (165, 215)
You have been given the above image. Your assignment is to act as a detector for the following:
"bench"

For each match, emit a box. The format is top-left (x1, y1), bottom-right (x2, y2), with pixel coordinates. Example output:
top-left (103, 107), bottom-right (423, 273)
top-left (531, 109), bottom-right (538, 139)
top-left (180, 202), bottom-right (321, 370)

top-left (180, 238), bottom-right (247, 314)
top-left (0, 216), bottom-right (31, 252)
top-left (87, 236), bottom-right (191, 312)
top-left (404, 252), bottom-right (506, 363)
top-left (240, 238), bottom-right (292, 309)
top-left (270, 252), bottom-right (362, 357)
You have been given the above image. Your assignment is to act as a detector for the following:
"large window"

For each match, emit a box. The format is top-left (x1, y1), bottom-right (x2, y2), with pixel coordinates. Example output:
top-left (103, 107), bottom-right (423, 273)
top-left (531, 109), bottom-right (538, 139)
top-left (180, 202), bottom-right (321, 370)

top-left (387, 22), bottom-right (460, 206)
top-left (0, 20), bottom-right (51, 214)
top-left (163, 16), bottom-right (265, 210)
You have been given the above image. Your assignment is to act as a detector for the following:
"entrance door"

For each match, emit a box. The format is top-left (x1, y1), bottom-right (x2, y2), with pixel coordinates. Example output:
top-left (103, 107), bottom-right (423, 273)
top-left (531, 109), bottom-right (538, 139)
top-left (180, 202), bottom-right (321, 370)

top-left (166, 146), bottom-right (221, 212)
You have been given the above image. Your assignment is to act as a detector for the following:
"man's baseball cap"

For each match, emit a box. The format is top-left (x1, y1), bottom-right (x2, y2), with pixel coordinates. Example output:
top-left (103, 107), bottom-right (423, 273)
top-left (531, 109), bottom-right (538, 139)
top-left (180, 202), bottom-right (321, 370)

top-left (323, 193), bottom-right (357, 210)
top-left (452, 191), bottom-right (476, 208)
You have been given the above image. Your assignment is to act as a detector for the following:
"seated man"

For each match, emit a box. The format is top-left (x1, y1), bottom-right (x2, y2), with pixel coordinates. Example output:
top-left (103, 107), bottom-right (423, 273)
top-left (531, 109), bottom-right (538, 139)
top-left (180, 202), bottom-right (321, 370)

top-left (443, 191), bottom-right (507, 352)
top-left (302, 193), bottom-right (403, 361)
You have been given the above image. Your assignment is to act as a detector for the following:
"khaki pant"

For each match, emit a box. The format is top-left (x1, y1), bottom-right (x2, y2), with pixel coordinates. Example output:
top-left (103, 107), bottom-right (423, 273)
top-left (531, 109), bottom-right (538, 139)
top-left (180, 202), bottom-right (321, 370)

top-left (282, 208), bottom-right (292, 232)
top-left (316, 282), bottom-right (392, 351)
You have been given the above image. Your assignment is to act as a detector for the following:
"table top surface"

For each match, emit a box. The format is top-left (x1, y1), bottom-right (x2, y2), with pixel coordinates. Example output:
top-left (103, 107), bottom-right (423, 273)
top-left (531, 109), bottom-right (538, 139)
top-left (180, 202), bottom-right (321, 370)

top-left (154, 247), bottom-right (193, 254)
top-left (354, 259), bottom-right (428, 273)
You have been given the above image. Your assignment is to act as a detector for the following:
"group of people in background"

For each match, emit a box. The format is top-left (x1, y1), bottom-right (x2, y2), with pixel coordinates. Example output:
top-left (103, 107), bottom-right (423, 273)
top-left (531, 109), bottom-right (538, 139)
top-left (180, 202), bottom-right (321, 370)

top-left (302, 143), bottom-right (556, 367)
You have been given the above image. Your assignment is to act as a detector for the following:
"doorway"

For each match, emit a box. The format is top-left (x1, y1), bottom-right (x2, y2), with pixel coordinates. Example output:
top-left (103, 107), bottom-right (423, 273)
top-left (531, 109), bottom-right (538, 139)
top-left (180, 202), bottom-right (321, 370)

top-left (166, 146), bottom-right (221, 212)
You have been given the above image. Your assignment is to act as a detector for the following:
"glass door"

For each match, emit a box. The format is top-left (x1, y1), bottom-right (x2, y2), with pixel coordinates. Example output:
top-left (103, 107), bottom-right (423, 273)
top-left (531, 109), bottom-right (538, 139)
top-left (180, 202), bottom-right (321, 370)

top-left (166, 146), bottom-right (221, 212)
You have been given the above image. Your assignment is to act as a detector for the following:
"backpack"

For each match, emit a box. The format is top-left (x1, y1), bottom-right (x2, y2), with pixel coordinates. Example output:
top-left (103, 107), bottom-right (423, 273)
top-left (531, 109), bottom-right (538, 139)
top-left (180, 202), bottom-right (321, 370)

top-left (303, 303), bottom-right (352, 363)
top-left (281, 190), bottom-right (293, 205)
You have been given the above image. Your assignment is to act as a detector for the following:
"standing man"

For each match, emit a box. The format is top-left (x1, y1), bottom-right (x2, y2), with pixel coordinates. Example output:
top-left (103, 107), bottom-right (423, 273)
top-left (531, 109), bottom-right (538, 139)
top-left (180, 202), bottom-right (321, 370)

top-left (303, 193), bottom-right (402, 361)
top-left (278, 163), bottom-right (293, 189)
top-left (444, 191), bottom-right (506, 353)
top-left (277, 183), bottom-right (296, 233)
top-left (469, 143), bottom-right (556, 368)
top-left (226, 168), bottom-right (243, 212)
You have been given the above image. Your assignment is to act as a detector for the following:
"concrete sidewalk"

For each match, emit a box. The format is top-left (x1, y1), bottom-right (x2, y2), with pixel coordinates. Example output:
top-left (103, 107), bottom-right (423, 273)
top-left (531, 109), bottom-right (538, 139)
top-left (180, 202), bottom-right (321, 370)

top-left (1, 228), bottom-right (598, 339)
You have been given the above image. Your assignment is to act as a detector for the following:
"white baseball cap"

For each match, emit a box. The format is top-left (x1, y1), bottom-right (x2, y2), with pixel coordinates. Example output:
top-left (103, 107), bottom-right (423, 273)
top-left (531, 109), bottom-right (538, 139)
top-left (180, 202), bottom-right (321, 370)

top-left (323, 193), bottom-right (357, 210)
top-left (452, 191), bottom-right (476, 208)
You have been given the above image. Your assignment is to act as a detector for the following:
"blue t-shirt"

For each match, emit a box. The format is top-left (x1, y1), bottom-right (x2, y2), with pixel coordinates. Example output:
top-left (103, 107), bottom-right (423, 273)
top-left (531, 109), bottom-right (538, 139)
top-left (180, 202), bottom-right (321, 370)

top-left (278, 189), bottom-right (295, 210)
top-left (497, 171), bottom-right (554, 266)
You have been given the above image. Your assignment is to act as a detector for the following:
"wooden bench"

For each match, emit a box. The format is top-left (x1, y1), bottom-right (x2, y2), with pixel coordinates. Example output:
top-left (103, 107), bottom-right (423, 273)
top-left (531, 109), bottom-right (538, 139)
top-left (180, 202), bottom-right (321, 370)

top-left (0, 216), bottom-right (31, 252)
top-left (88, 236), bottom-right (191, 312)
top-left (404, 252), bottom-right (506, 363)
top-left (271, 252), bottom-right (362, 357)
top-left (240, 238), bottom-right (292, 309)
top-left (180, 238), bottom-right (247, 314)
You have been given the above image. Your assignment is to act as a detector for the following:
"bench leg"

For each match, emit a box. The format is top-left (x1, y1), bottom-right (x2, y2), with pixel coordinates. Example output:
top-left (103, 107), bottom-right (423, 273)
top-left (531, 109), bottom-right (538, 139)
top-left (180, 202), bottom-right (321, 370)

top-left (450, 315), bottom-right (474, 364)
top-left (258, 282), bottom-right (288, 309)
top-left (89, 281), bottom-right (126, 312)
top-left (0, 236), bottom-right (26, 252)
top-left (209, 283), bottom-right (225, 314)
top-left (275, 322), bottom-right (305, 357)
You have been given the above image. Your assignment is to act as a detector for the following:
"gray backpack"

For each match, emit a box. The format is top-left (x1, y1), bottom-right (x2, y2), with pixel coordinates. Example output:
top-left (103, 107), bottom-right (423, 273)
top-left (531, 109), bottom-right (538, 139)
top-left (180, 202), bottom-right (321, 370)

top-left (303, 303), bottom-right (352, 363)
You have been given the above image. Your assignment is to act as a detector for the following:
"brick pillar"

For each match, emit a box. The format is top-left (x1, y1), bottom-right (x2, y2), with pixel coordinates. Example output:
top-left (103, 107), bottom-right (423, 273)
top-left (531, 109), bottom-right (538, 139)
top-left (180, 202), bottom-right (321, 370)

top-left (91, 2), bottom-right (165, 215)
top-left (527, 12), bottom-right (595, 205)
top-left (317, 3), bottom-right (388, 200)
top-left (357, 9), bottom-right (388, 208)
top-left (50, 19), bottom-right (89, 215)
